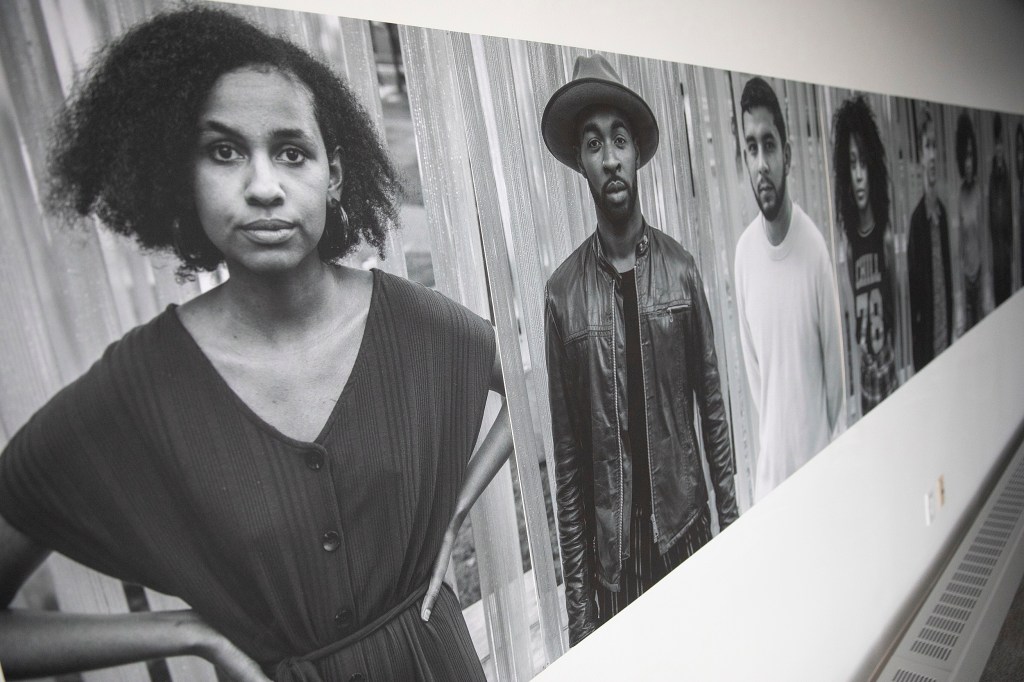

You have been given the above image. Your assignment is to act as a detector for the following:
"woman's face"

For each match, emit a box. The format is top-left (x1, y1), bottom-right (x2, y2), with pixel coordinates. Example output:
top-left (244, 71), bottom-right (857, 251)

top-left (850, 134), bottom-right (870, 214)
top-left (192, 67), bottom-right (341, 276)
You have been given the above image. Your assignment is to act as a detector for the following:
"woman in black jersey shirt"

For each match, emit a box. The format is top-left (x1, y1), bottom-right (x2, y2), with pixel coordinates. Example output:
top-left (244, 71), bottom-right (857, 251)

top-left (832, 96), bottom-right (899, 416)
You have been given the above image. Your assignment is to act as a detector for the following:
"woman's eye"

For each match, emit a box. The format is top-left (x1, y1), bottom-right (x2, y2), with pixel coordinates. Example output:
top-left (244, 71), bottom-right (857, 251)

top-left (279, 147), bottom-right (307, 164)
top-left (210, 144), bottom-right (241, 162)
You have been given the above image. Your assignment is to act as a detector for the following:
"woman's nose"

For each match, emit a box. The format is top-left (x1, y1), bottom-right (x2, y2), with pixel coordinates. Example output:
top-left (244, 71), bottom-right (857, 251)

top-left (245, 156), bottom-right (285, 206)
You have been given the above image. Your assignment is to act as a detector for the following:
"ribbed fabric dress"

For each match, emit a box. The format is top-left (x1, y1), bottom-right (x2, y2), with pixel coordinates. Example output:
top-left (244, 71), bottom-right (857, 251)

top-left (0, 269), bottom-right (494, 682)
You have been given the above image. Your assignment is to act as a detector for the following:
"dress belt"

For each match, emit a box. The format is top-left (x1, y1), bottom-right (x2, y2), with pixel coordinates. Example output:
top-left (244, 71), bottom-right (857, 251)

top-left (274, 582), bottom-right (430, 682)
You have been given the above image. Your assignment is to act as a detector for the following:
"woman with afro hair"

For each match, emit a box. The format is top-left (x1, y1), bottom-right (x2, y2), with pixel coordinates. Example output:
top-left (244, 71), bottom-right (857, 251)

top-left (0, 7), bottom-right (509, 681)
top-left (831, 95), bottom-right (899, 417)
top-left (955, 111), bottom-right (993, 330)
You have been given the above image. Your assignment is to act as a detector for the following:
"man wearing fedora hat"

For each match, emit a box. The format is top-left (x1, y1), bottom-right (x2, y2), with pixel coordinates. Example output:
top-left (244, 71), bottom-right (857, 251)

top-left (542, 54), bottom-right (738, 646)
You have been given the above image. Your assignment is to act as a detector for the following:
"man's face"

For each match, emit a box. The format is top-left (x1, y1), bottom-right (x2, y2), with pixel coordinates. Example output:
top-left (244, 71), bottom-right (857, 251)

top-left (921, 121), bottom-right (937, 191)
top-left (742, 106), bottom-right (789, 221)
top-left (576, 105), bottom-right (639, 226)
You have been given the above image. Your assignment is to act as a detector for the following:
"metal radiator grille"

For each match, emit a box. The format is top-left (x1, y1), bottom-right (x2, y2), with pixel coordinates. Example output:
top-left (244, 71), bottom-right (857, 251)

top-left (880, 444), bottom-right (1024, 682)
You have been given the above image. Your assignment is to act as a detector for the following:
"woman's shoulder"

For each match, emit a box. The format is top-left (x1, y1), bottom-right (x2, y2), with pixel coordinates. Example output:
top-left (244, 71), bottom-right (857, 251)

top-left (24, 307), bottom-right (187, 435)
top-left (92, 306), bottom-right (188, 378)
top-left (0, 308), bottom-right (181, 490)
top-left (375, 270), bottom-right (488, 330)
top-left (373, 270), bottom-right (495, 369)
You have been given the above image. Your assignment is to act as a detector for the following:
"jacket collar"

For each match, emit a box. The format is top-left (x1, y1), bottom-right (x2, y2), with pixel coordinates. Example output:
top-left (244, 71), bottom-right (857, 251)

top-left (591, 219), bottom-right (651, 278)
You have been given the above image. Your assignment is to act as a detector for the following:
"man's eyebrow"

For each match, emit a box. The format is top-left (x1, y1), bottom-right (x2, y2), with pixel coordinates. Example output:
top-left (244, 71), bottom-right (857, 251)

top-left (744, 129), bottom-right (778, 144)
top-left (580, 119), bottom-right (633, 138)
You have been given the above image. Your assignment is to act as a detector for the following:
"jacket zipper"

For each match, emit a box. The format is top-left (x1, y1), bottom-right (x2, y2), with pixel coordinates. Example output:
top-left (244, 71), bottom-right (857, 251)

top-left (635, 260), bottom-right (659, 543)
top-left (611, 278), bottom-right (625, 566)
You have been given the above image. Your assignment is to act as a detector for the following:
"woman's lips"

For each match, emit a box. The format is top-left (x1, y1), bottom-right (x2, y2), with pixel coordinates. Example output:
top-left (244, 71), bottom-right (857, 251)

top-left (241, 220), bottom-right (297, 245)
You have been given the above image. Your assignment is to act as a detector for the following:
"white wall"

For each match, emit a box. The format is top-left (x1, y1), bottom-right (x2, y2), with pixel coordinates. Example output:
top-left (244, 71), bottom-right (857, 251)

top-left (237, 0), bottom-right (1024, 115)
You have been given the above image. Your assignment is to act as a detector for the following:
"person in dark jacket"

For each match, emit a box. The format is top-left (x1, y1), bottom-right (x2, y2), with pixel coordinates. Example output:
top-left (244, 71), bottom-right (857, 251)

top-left (989, 114), bottom-right (1013, 306)
top-left (1018, 122), bottom-right (1024, 285)
top-left (540, 54), bottom-right (738, 646)
top-left (907, 107), bottom-right (954, 372)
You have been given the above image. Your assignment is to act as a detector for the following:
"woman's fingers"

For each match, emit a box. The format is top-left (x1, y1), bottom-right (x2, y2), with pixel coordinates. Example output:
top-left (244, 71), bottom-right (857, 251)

top-left (421, 526), bottom-right (457, 621)
top-left (207, 630), bottom-right (272, 681)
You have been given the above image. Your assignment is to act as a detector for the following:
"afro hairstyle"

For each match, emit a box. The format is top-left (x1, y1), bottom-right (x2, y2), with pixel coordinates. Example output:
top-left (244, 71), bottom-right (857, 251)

top-left (832, 95), bottom-right (890, 241)
top-left (955, 112), bottom-right (978, 182)
top-left (47, 5), bottom-right (402, 276)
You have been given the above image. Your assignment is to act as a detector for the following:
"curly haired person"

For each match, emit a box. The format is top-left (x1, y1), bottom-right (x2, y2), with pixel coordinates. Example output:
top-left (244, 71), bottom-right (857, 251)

top-left (0, 8), bottom-right (511, 681)
top-left (955, 112), bottom-right (993, 330)
top-left (832, 95), bottom-right (899, 415)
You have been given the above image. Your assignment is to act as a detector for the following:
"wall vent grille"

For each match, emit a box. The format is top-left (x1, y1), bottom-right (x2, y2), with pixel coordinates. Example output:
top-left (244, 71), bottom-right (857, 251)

top-left (876, 441), bottom-right (1024, 681)
top-left (892, 669), bottom-right (937, 682)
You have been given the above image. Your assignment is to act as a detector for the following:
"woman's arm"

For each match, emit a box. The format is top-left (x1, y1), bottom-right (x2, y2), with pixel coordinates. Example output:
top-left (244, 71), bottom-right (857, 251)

top-left (0, 516), bottom-right (269, 681)
top-left (421, 352), bottom-right (512, 621)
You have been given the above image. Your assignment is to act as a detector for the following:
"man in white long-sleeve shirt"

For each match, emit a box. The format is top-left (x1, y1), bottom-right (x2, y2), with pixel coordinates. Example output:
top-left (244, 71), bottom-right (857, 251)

top-left (734, 77), bottom-right (845, 503)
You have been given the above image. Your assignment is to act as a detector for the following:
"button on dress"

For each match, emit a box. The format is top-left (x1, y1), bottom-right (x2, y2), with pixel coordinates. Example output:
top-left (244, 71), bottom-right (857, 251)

top-left (0, 269), bottom-right (494, 681)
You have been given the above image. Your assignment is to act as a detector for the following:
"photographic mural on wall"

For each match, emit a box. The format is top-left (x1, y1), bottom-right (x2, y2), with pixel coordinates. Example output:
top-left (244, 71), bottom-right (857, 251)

top-left (0, 1), bottom-right (1021, 680)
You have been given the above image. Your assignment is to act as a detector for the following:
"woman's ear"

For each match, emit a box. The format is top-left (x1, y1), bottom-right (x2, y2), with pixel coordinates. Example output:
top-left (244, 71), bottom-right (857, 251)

top-left (328, 147), bottom-right (343, 203)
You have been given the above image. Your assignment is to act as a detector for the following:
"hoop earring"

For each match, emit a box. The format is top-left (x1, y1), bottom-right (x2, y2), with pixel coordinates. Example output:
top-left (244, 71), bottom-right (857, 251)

top-left (330, 197), bottom-right (350, 232)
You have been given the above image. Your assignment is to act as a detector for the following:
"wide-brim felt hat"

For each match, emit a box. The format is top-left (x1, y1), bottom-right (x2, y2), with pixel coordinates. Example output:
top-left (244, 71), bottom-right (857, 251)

top-left (542, 54), bottom-right (660, 170)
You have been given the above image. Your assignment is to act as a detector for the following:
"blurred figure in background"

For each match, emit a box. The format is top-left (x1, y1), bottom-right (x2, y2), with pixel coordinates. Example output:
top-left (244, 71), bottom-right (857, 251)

top-left (989, 114), bottom-right (1013, 306)
top-left (1017, 122), bottom-right (1024, 285)
top-left (956, 112), bottom-right (992, 330)
top-left (907, 107), bottom-right (953, 372)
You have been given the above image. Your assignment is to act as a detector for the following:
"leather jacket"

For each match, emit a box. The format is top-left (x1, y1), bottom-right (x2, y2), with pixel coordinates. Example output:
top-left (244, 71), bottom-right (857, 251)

top-left (544, 222), bottom-right (739, 646)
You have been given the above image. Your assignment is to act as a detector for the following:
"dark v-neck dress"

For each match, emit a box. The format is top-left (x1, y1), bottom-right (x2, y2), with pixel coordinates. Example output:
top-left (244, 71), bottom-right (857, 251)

top-left (0, 269), bottom-right (494, 681)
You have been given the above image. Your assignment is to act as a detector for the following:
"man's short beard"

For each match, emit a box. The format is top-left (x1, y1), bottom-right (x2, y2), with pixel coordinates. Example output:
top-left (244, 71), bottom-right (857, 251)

top-left (590, 180), bottom-right (638, 227)
top-left (756, 173), bottom-right (787, 222)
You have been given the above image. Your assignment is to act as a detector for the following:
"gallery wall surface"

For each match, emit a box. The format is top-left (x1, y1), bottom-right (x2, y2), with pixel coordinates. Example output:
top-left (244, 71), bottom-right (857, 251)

top-left (249, 0), bottom-right (1024, 115)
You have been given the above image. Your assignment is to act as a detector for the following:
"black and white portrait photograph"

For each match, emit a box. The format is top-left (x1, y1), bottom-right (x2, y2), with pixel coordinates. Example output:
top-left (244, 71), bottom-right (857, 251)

top-left (691, 70), bottom-right (845, 505)
top-left (1, 1), bottom-right (1023, 681)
